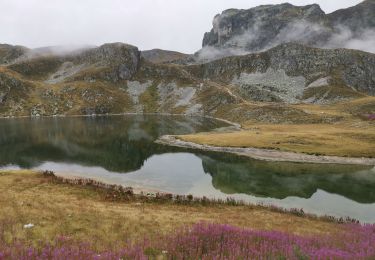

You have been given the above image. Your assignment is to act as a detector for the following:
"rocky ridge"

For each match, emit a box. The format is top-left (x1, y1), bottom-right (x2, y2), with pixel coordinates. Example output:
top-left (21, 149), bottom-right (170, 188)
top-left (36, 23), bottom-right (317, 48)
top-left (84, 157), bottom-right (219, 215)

top-left (0, 41), bottom-right (374, 122)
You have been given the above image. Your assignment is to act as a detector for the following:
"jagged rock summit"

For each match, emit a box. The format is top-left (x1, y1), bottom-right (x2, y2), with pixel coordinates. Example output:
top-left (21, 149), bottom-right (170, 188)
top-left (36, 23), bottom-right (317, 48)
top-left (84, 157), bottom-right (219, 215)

top-left (201, 0), bottom-right (375, 57)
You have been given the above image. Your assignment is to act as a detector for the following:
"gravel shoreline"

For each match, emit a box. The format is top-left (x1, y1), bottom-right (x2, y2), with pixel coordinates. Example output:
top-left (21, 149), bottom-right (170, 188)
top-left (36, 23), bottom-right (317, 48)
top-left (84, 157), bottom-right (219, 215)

top-left (156, 135), bottom-right (375, 166)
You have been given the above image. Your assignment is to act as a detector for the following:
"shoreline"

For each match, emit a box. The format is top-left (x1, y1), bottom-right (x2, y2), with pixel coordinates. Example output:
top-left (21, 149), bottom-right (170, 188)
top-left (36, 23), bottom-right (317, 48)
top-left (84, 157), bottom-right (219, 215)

top-left (27, 170), bottom-right (362, 224)
top-left (52, 171), bottom-right (164, 195)
top-left (156, 135), bottom-right (375, 166)
top-left (0, 112), bottom-right (241, 130)
top-left (2, 112), bottom-right (373, 165)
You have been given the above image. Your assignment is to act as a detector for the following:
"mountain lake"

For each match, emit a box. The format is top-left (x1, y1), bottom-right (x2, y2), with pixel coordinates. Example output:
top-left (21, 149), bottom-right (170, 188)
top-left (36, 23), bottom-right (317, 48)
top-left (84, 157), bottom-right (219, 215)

top-left (1, 115), bottom-right (374, 223)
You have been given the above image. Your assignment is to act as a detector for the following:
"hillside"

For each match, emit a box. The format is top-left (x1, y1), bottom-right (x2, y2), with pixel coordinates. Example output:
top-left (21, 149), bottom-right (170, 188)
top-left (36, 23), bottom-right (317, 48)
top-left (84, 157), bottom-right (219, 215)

top-left (0, 41), bottom-right (374, 124)
top-left (0, 2), bottom-right (374, 159)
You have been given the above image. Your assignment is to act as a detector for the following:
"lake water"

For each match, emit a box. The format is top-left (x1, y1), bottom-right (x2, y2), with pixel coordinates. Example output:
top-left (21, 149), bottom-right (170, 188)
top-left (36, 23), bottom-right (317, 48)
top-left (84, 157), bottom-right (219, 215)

top-left (1, 115), bottom-right (375, 223)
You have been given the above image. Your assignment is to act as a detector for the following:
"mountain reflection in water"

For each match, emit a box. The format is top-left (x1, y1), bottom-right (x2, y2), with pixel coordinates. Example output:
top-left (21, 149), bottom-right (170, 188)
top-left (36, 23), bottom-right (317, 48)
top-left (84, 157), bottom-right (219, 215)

top-left (0, 115), bottom-right (374, 221)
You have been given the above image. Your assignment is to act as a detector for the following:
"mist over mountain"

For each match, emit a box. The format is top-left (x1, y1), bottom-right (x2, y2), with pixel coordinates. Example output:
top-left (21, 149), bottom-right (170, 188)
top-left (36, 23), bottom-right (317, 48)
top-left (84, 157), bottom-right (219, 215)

top-left (198, 0), bottom-right (375, 61)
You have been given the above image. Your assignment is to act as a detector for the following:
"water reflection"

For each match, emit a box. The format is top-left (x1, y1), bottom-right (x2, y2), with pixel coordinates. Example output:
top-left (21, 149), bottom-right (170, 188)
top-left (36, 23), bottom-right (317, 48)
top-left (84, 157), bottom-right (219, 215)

top-left (200, 154), bottom-right (375, 204)
top-left (0, 115), bottom-right (223, 171)
top-left (0, 115), bottom-right (374, 221)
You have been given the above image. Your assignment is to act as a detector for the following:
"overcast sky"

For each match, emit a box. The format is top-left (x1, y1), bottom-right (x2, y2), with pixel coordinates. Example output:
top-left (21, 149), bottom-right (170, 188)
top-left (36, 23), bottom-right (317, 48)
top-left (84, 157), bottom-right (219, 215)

top-left (0, 0), bottom-right (363, 53)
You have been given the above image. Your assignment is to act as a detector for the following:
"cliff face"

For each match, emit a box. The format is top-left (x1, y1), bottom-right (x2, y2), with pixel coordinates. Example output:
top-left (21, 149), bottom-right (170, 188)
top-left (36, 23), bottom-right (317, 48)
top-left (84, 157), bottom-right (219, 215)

top-left (202, 4), bottom-right (329, 51)
top-left (201, 1), bottom-right (375, 55)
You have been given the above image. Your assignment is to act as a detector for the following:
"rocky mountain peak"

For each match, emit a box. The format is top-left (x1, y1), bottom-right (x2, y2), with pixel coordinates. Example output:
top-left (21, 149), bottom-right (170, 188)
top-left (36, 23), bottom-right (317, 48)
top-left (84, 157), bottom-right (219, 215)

top-left (201, 1), bottom-right (375, 58)
top-left (77, 43), bottom-right (139, 65)
top-left (202, 3), bottom-right (328, 51)
top-left (72, 42), bottom-right (141, 81)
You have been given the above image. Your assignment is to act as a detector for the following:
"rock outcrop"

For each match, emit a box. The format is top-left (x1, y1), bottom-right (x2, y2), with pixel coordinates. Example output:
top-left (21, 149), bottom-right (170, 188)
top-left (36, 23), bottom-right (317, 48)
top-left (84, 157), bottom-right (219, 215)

top-left (0, 44), bottom-right (29, 65)
top-left (74, 43), bottom-right (141, 81)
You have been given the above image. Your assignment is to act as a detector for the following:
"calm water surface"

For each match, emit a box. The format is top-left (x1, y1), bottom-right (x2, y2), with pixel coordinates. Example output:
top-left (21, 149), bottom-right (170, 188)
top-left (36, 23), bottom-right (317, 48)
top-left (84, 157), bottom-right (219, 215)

top-left (1, 115), bottom-right (374, 223)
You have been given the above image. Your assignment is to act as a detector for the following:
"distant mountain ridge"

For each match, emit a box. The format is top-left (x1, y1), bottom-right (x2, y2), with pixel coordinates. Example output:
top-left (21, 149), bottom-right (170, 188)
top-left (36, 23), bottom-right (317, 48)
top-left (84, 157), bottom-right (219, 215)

top-left (0, 1), bottom-right (374, 124)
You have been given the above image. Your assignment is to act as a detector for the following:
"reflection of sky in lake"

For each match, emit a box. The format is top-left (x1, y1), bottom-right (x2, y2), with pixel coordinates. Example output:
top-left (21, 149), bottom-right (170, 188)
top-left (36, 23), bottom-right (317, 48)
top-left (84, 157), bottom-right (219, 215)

top-left (33, 153), bottom-right (375, 223)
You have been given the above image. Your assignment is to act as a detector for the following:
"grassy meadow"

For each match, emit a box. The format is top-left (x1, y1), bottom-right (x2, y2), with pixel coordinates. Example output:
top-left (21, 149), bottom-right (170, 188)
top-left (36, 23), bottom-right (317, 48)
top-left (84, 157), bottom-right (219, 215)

top-left (180, 97), bottom-right (375, 158)
top-left (1, 170), bottom-right (374, 258)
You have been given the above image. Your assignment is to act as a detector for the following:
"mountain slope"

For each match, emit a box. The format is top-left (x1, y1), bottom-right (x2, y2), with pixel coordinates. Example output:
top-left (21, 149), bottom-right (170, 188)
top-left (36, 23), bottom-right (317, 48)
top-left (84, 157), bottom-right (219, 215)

top-left (0, 42), bottom-right (374, 126)
top-left (189, 43), bottom-right (375, 101)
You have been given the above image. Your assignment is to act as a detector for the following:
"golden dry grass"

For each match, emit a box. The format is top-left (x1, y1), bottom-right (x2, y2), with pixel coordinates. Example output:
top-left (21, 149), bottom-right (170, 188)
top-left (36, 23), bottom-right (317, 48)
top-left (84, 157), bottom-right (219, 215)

top-left (179, 96), bottom-right (375, 158)
top-left (179, 122), bottom-right (375, 158)
top-left (0, 170), bottom-right (339, 250)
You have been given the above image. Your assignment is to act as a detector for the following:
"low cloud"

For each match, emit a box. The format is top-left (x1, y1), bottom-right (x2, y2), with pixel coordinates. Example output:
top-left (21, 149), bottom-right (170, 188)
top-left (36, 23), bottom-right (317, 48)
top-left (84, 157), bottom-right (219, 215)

top-left (196, 19), bottom-right (375, 62)
top-left (14, 44), bottom-right (95, 63)
top-left (325, 26), bottom-right (375, 53)
top-left (195, 46), bottom-right (249, 62)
